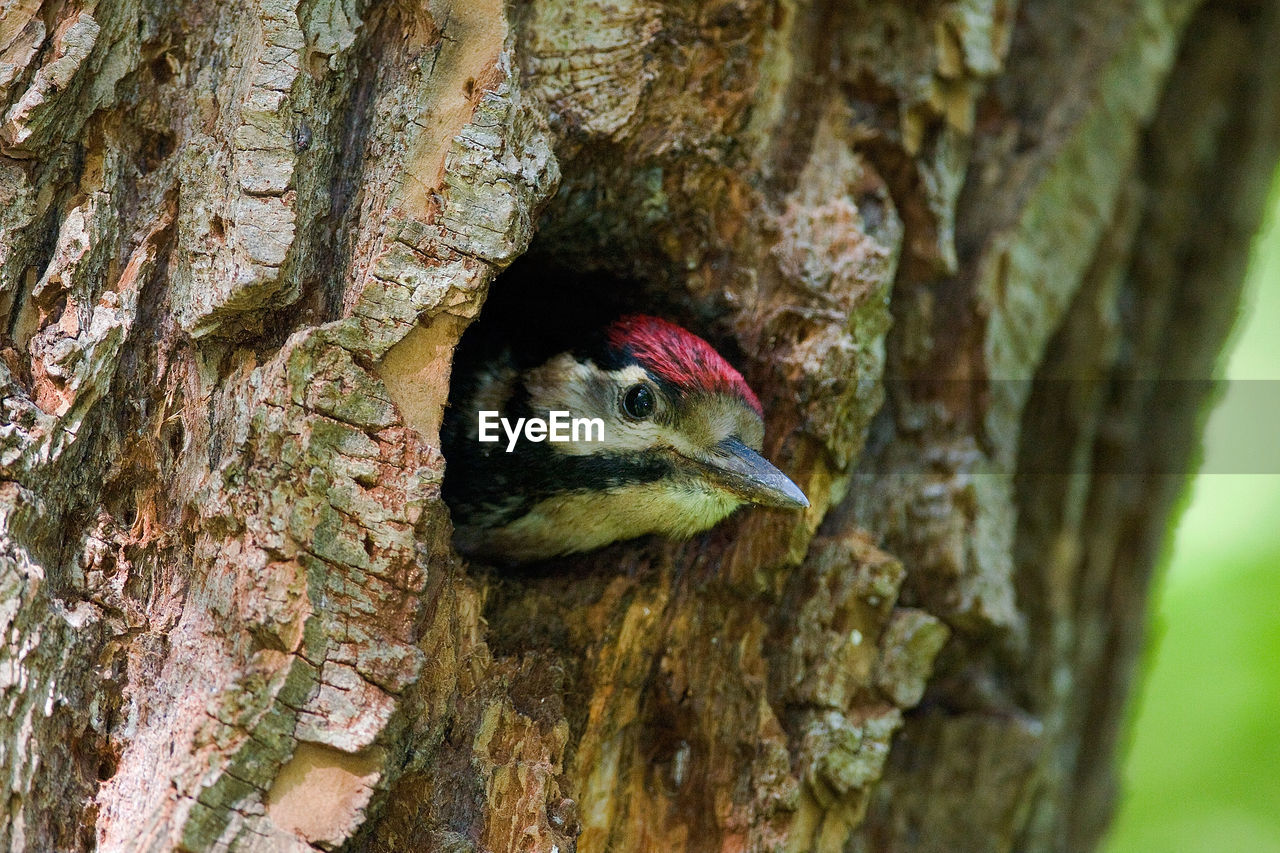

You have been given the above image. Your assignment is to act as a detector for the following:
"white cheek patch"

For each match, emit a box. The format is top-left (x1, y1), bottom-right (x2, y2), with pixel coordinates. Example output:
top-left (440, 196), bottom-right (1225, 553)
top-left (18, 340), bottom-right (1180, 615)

top-left (522, 358), bottom-right (677, 456)
top-left (518, 355), bottom-right (766, 458)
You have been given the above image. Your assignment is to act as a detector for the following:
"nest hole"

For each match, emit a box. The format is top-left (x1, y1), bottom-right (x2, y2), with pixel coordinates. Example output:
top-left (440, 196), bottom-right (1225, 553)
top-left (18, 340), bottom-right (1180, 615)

top-left (438, 248), bottom-right (763, 586)
top-left (448, 254), bottom-right (752, 407)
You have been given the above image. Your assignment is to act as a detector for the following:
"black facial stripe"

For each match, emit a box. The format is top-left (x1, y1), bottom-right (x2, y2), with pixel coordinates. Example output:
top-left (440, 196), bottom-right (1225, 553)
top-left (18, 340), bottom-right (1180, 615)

top-left (448, 444), bottom-right (675, 527)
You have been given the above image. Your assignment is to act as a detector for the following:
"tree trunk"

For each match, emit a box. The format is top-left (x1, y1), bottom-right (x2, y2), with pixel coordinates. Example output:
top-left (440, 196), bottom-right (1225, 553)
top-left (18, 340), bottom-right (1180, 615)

top-left (1, 0), bottom-right (1276, 850)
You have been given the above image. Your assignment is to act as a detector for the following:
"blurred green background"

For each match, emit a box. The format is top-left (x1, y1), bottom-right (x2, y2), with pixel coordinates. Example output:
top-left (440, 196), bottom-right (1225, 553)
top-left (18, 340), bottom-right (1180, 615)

top-left (1104, 178), bottom-right (1280, 852)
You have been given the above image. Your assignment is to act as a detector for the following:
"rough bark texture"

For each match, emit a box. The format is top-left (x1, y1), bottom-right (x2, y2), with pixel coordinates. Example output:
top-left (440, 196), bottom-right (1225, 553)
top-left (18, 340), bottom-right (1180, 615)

top-left (1, 0), bottom-right (1277, 851)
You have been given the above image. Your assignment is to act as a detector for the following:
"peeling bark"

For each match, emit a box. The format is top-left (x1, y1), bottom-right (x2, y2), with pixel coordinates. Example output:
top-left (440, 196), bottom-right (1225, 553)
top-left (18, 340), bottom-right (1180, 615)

top-left (1, 0), bottom-right (1276, 851)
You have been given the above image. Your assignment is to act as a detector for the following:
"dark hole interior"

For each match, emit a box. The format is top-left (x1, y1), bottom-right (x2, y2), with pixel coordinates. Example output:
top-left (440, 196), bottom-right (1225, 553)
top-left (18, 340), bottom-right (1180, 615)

top-left (456, 256), bottom-right (667, 367)
top-left (450, 254), bottom-right (752, 393)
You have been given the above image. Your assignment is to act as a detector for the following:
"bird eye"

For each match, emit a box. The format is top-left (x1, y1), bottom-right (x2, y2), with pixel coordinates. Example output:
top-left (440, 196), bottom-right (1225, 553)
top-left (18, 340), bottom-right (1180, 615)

top-left (622, 384), bottom-right (655, 419)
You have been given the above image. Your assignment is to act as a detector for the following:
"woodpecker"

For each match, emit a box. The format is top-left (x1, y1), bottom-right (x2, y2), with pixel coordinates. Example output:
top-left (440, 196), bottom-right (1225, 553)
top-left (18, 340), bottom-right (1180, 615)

top-left (441, 313), bottom-right (809, 563)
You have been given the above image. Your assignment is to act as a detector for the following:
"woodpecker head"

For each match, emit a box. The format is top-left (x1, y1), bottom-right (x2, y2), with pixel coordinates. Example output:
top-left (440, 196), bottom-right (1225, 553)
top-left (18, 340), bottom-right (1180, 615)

top-left (442, 313), bottom-right (808, 563)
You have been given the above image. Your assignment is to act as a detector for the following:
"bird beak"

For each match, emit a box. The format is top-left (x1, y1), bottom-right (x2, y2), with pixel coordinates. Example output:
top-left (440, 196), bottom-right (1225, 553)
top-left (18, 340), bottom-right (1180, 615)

top-left (696, 437), bottom-right (810, 510)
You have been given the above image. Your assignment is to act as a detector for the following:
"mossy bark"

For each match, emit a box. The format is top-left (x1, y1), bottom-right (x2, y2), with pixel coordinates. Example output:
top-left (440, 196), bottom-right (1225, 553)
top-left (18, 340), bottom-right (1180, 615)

top-left (1, 0), bottom-right (1277, 850)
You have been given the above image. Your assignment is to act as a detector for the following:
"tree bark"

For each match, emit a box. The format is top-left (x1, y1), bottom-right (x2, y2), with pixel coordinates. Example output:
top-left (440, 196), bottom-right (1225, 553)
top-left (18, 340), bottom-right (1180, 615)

top-left (1, 0), bottom-right (1276, 851)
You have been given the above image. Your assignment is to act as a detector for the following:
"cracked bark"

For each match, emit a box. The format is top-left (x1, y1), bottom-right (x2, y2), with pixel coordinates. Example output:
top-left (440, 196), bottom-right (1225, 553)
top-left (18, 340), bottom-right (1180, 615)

top-left (1, 0), bottom-right (1276, 851)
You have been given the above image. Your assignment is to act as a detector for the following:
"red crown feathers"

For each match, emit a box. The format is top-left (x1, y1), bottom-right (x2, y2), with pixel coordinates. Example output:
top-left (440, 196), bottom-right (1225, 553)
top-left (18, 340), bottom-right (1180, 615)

top-left (606, 315), bottom-right (763, 416)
